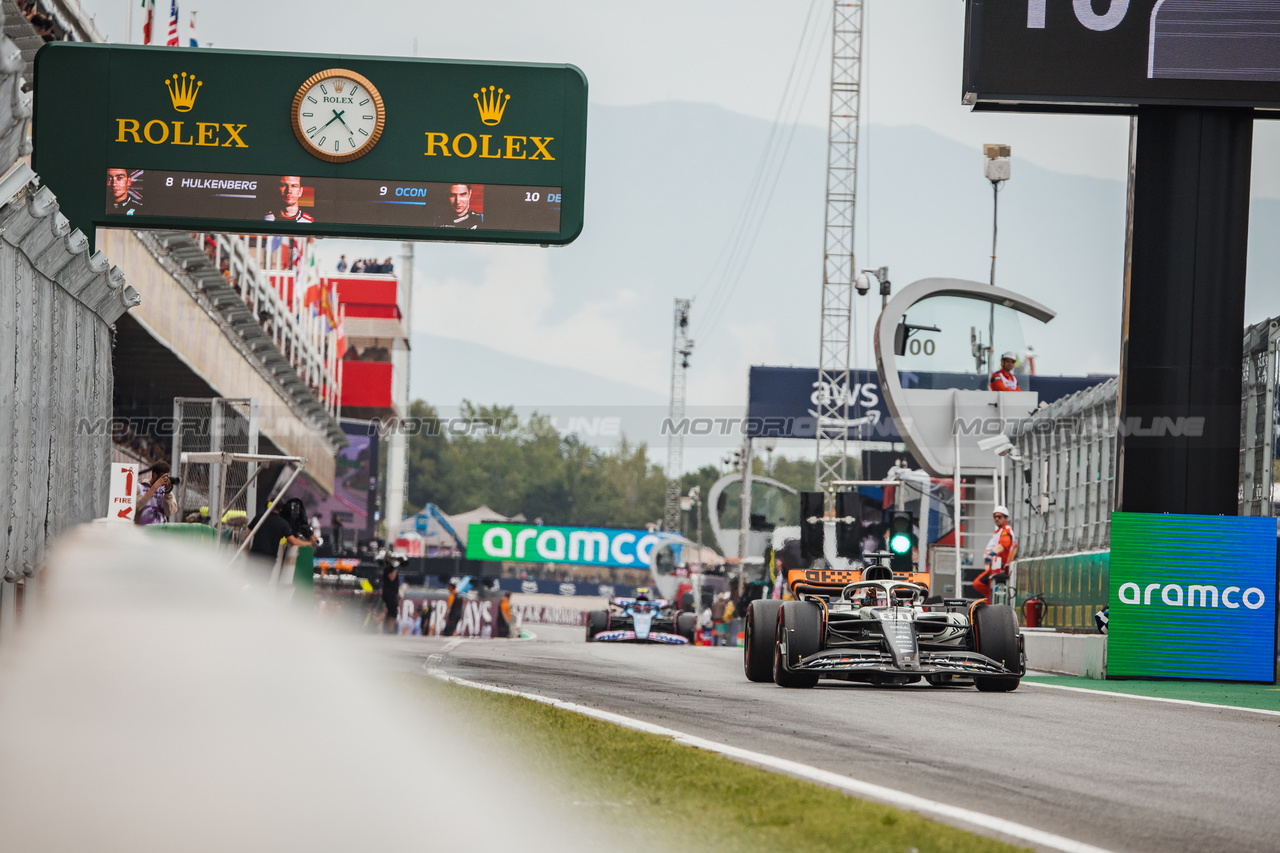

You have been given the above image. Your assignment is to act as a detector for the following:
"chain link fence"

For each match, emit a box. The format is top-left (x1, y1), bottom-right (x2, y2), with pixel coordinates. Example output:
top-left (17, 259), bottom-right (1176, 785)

top-left (173, 398), bottom-right (259, 527)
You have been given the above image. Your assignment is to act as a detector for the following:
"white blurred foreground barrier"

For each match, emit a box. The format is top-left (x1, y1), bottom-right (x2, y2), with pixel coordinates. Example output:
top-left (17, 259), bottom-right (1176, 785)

top-left (0, 523), bottom-right (599, 852)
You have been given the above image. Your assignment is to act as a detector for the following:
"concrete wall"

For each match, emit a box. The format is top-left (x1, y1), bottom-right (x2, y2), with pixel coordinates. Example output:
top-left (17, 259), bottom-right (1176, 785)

top-left (1024, 628), bottom-right (1107, 678)
top-left (100, 228), bottom-right (335, 492)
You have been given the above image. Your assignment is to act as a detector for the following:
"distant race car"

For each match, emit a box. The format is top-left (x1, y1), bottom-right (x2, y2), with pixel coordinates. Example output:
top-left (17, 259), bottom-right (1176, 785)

top-left (744, 570), bottom-right (1025, 691)
top-left (586, 593), bottom-right (696, 644)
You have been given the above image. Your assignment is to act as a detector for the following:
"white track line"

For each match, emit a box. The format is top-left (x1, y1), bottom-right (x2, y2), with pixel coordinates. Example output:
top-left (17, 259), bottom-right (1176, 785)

top-left (1023, 680), bottom-right (1280, 718)
top-left (427, 667), bottom-right (1114, 853)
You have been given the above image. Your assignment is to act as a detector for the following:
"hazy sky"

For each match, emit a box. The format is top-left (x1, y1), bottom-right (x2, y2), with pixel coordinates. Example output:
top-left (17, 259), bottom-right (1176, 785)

top-left (77, 0), bottom-right (1280, 193)
top-left (78, 1), bottom-right (1139, 177)
top-left (71, 0), bottom-right (1280, 423)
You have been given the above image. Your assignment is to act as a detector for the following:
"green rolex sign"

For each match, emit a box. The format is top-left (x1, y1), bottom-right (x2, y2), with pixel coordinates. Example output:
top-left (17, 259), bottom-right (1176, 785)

top-left (32, 43), bottom-right (587, 250)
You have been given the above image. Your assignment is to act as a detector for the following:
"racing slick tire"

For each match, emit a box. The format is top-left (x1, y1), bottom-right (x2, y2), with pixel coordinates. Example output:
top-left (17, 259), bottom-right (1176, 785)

top-left (586, 609), bottom-right (609, 641)
top-left (743, 599), bottom-right (781, 682)
top-left (773, 601), bottom-right (821, 689)
top-left (676, 611), bottom-right (696, 642)
top-left (972, 603), bottom-right (1021, 692)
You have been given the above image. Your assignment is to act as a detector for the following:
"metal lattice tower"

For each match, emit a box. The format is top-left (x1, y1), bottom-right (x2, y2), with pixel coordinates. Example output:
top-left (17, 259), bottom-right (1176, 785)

top-left (815, 0), bottom-right (864, 489)
top-left (664, 299), bottom-right (693, 532)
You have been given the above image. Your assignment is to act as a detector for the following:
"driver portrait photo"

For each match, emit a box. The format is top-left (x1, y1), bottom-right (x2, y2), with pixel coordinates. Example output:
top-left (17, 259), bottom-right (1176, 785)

top-left (106, 168), bottom-right (140, 215)
top-left (265, 175), bottom-right (314, 223)
top-left (434, 183), bottom-right (484, 229)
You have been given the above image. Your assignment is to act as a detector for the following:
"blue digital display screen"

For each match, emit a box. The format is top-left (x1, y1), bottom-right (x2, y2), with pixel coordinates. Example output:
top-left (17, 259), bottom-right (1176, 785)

top-left (1109, 513), bottom-right (1277, 682)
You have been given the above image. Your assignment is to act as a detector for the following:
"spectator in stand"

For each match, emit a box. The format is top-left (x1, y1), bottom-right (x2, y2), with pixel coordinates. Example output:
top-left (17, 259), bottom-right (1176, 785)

top-left (351, 258), bottom-right (365, 274)
top-left (382, 257), bottom-right (394, 274)
top-left (336, 254), bottom-right (347, 272)
top-left (134, 462), bottom-right (175, 525)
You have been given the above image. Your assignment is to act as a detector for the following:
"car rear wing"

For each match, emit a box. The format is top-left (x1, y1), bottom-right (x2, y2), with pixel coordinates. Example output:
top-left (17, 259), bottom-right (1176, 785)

top-left (786, 566), bottom-right (932, 595)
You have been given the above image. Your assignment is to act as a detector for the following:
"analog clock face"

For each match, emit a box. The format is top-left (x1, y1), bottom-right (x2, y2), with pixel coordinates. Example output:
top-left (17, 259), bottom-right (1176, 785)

top-left (291, 69), bottom-right (385, 163)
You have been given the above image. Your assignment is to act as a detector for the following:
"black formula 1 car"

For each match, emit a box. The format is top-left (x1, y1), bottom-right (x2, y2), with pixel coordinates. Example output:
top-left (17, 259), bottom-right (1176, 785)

top-left (743, 573), bottom-right (1024, 691)
top-left (586, 594), bottom-right (696, 644)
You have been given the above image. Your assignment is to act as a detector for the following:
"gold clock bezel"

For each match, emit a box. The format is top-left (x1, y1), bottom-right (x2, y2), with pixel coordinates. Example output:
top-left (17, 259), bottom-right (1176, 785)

top-left (291, 68), bottom-right (386, 163)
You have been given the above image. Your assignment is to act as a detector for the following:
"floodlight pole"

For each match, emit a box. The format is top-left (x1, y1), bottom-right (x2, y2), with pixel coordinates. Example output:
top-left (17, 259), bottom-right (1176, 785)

top-left (664, 299), bottom-right (693, 532)
top-left (988, 179), bottom-right (998, 373)
top-left (983, 145), bottom-right (1011, 374)
top-left (815, 0), bottom-right (865, 493)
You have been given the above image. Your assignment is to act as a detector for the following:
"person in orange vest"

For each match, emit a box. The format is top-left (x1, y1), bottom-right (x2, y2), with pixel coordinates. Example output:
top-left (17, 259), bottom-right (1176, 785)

top-left (442, 582), bottom-right (464, 637)
top-left (989, 352), bottom-right (1021, 392)
top-left (497, 590), bottom-right (514, 638)
top-left (974, 506), bottom-right (1017, 603)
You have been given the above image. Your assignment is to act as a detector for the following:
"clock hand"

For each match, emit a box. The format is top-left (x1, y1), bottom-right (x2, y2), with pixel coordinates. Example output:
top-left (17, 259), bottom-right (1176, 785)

top-left (319, 109), bottom-right (345, 130)
top-left (335, 113), bottom-right (354, 134)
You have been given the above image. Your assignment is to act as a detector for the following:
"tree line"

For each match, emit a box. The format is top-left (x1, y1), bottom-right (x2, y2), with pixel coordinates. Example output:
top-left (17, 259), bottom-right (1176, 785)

top-left (402, 399), bottom-right (853, 549)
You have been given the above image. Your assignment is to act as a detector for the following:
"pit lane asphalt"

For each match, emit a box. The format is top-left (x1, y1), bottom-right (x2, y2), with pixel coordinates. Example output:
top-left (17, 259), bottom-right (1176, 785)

top-left (383, 627), bottom-right (1280, 853)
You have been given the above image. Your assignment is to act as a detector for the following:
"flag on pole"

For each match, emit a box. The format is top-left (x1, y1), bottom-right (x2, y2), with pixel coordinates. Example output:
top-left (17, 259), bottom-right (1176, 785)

top-left (141, 0), bottom-right (155, 44)
top-left (166, 0), bottom-right (180, 46)
top-left (188, 10), bottom-right (198, 47)
top-left (320, 279), bottom-right (340, 333)
top-left (301, 238), bottom-right (321, 315)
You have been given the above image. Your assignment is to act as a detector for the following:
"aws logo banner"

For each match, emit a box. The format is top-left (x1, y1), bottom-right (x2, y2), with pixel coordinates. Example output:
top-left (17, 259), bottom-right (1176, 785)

top-left (1108, 512), bottom-right (1277, 682)
top-left (466, 523), bottom-right (677, 570)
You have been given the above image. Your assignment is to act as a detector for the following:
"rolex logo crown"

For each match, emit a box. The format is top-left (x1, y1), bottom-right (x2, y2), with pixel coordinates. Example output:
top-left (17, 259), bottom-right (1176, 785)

top-left (334, 81), bottom-right (345, 93)
top-left (473, 85), bottom-right (510, 126)
top-left (165, 72), bottom-right (202, 112)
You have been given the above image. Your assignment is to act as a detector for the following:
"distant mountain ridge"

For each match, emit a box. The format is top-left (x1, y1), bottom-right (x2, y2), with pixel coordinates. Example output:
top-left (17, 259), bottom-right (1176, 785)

top-left (394, 102), bottom-right (1280, 411)
top-left (410, 332), bottom-right (666, 408)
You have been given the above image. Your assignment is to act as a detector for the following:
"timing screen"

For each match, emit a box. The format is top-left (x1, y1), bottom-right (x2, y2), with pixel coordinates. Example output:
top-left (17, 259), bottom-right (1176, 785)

top-left (104, 168), bottom-right (562, 233)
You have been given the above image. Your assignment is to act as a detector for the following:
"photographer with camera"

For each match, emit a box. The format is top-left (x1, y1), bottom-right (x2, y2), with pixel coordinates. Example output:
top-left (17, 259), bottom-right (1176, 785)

top-left (247, 499), bottom-right (317, 559)
top-left (375, 550), bottom-right (404, 634)
top-left (135, 462), bottom-right (178, 526)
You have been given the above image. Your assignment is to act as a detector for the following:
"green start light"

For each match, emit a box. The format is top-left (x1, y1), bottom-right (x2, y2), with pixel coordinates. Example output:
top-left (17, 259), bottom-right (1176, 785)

top-left (889, 533), bottom-right (913, 554)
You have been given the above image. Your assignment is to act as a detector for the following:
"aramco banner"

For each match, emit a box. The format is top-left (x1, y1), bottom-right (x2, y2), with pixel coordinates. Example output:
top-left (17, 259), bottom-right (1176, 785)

top-left (1108, 512), bottom-right (1277, 682)
top-left (466, 523), bottom-right (675, 570)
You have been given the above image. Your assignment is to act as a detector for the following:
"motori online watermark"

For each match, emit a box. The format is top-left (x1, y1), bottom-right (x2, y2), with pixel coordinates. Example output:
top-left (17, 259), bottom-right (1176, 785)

top-left (950, 415), bottom-right (1206, 438)
top-left (80, 415), bottom-right (518, 438)
top-left (84, 410), bottom-right (1209, 443)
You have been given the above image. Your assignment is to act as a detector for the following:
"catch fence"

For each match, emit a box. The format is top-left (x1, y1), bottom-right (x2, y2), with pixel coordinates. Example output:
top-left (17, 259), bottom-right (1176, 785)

top-left (172, 398), bottom-right (260, 527)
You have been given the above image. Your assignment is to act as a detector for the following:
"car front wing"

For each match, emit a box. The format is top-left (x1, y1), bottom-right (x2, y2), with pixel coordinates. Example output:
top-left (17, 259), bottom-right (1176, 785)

top-left (592, 630), bottom-right (689, 645)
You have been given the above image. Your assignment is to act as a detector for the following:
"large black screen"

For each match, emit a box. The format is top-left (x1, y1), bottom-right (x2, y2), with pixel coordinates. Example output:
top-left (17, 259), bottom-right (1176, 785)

top-left (104, 168), bottom-right (562, 232)
top-left (964, 0), bottom-right (1280, 111)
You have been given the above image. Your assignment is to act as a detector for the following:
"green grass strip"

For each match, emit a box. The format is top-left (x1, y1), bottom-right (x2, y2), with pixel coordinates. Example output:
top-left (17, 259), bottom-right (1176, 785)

top-left (401, 675), bottom-right (1027, 853)
top-left (1024, 675), bottom-right (1280, 712)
